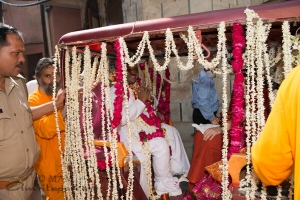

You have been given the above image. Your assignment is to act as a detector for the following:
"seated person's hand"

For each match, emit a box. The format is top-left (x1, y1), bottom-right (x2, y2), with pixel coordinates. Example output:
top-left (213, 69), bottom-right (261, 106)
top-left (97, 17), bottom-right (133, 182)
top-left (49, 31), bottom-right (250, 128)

top-left (56, 89), bottom-right (66, 108)
top-left (211, 117), bottom-right (220, 125)
top-left (137, 85), bottom-right (151, 103)
top-left (203, 126), bottom-right (222, 141)
top-left (91, 81), bottom-right (99, 91)
top-left (157, 111), bottom-right (165, 123)
top-left (78, 87), bottom-right (83, 101)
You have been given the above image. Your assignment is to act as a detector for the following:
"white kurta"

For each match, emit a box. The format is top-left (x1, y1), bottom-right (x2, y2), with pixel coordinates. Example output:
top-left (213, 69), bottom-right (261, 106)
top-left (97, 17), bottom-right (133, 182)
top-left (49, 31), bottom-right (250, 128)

top-left (162, 123), bottom-right (190, 175)
top-left (110, 86), bottom-right (182, 197)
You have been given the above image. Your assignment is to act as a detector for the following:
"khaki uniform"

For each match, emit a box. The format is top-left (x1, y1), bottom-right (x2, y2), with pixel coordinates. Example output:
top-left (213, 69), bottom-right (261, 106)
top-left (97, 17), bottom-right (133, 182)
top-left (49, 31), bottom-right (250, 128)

top-left (0, 76), bottom-right (40, 200)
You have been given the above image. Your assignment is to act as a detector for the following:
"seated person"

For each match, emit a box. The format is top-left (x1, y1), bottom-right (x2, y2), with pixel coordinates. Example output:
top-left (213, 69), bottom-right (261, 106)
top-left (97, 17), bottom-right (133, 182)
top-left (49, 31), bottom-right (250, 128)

top-left (110, 64), bottom-right (190, 197)
top-left (187, 74), bottom-right (273, 195)
top-left (192, 68), bottom-right (220, 125)
top-left (187, 116), bottom-right (232, 192)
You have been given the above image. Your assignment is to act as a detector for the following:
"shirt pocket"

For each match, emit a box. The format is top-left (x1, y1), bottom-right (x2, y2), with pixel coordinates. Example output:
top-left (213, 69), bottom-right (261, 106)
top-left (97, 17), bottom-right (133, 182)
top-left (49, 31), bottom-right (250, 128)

top-left (0, 112), bottom-right (13, 141)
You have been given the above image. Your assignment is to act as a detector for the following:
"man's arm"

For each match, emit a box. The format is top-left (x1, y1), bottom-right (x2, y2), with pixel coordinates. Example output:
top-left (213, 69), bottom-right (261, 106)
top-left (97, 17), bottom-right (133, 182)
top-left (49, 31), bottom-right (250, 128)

top-left (31, 89), bottom-right (65, 120)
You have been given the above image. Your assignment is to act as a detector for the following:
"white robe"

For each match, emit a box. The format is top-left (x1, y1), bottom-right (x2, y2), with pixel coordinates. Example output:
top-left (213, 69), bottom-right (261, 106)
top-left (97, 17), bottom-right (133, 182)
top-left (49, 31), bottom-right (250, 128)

top-left (162, 123), bottom-right (190, 175)
top-left (110, 86), bottom-right (183, 197)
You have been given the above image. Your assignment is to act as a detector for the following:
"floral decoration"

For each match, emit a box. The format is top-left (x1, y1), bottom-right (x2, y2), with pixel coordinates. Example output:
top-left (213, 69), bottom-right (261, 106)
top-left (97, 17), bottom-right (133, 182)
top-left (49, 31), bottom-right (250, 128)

top-left (228, 22), bottom-right (246, 157)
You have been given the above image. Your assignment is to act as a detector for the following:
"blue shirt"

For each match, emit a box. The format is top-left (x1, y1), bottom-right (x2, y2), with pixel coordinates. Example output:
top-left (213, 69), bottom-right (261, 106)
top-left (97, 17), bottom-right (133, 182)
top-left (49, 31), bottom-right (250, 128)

top-left (191, 69), bottom-right (219, 121)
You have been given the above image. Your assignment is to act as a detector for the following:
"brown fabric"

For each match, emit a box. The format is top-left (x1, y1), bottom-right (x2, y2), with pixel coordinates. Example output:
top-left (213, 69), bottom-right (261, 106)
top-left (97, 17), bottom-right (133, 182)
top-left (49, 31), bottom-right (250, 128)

top-left (187, 131), bottom-right (223, 192)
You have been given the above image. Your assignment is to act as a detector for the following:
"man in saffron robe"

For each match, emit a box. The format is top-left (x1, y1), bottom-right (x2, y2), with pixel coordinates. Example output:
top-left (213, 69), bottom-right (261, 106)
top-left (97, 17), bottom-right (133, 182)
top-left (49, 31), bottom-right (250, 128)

top-left (28, 57), bottom-right (65, 200)
top-left (252, 65), bottom-right (300, 200)
top-left (110, 65), bottom-right (189, 197)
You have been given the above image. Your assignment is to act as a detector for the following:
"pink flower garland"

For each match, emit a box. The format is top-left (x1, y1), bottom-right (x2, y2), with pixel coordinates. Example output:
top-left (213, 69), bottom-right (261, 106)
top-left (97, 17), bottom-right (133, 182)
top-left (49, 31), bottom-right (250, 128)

top-left (111, 39), bottom-right (124, 129)
top-left (97, 153), bottom-right (112, 170)
top-left (228, 22), bottom-right (246, 157)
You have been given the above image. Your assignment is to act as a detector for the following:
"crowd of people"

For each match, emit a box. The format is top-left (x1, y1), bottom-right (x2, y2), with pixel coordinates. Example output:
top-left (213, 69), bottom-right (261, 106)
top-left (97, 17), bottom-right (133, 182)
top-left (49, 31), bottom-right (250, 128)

top-left (0, 22), bottom-right (298, 200)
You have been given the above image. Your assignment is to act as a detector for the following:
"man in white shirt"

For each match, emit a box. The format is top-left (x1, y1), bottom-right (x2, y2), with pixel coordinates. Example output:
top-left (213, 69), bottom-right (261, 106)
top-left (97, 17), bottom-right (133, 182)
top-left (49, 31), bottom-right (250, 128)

top-left (26, 79), bottom-right (38, 95)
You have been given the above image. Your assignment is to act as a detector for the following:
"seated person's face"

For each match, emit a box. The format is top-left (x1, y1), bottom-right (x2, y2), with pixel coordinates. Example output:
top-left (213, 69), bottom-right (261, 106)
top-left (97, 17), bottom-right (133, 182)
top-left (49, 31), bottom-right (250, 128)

top-left (127, 65), bottom-right (138, 85)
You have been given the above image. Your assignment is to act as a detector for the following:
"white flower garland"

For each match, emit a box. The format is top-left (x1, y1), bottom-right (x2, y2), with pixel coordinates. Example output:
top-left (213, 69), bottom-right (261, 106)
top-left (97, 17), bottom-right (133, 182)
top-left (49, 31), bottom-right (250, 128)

top-left (242, 9), bottom-right (296, 200)
top-left (152, 68), bottom-right (157, 95)
top-left (96, 42), bottom-right (115, 199)
top-left (121, 49), bottom-right (135, 200)
top-left (82, 46), bottom-right (103, 199)
top-left (288, 175), bottom-right (294, 200)
top-left (282, 21), bottom-right (293, 78)
top-left (291, 32), bottom-right (300, 66)
top-left (119, 22), bottom-right (227, 73)
top-left (156, 71), bottom-right (164, 104)
top-left (132, 118), bottom-right (156, 199)
top-left (220, 34), bottom-right (230, 199)
top-left (65, 48), bottom-right (90, 199)
top-left (53, 46), bottom-right (73, 199)
top-left (61, 47), bottom-right (74, 199)
top-left (244, 8), bottom-right (260, 199)
top-left (144, 62), bottom-right (152, 89)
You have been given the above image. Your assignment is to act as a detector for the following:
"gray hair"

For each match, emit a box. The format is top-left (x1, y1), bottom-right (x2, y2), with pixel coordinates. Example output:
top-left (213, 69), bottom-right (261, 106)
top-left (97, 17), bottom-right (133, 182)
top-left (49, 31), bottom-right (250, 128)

top-left (35, 57), bottom-right (55, 78)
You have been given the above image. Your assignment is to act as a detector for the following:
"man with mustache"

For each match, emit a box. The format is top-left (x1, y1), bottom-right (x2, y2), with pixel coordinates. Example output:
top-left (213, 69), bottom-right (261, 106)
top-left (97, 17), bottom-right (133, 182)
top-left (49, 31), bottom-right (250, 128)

top-left (28, 57), bottom-right (66, 200)
top-left (0, 23), bottom-right (65, 199)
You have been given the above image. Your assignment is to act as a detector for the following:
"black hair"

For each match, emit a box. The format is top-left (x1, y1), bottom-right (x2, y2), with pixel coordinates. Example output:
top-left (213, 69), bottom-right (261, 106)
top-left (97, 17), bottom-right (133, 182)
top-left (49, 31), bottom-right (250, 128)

top-left (0, 23), bottom-right (23, 48)
top-left (35, 57), bottom-right (55, 78)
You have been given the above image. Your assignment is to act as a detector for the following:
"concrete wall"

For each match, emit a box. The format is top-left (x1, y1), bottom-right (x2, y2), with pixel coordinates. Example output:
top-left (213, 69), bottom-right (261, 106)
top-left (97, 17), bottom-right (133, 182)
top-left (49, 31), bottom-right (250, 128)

top-left (123, 0), bottom-right (268, 22)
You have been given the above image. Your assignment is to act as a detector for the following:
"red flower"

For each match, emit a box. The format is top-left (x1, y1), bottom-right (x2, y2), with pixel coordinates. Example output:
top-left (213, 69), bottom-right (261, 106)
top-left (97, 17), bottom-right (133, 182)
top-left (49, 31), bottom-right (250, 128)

top-left (232, 22), bottom-right (243, 33)
top-left (97, 154), bottom-right (112, 170)
top-left (229, 22), bottom-right (246, 157)
top-left (139, 131), bottom-right (147, 143)
top-left (232, 36), bottom-right (246, 49)
top-left (231, 60), bottom-right (244, 72)
top-left (97, 160), bottom-right (106, 170)
top-left (232, 48), bottom-right (243, 60)
top-left (112, 39), bottom-right (124, 129)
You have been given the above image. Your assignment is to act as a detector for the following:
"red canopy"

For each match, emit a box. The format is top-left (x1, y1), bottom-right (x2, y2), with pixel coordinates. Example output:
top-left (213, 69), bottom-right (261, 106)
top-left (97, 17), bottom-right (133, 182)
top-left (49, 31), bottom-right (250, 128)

top-left (58, 0), bottom-right (300, 46)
